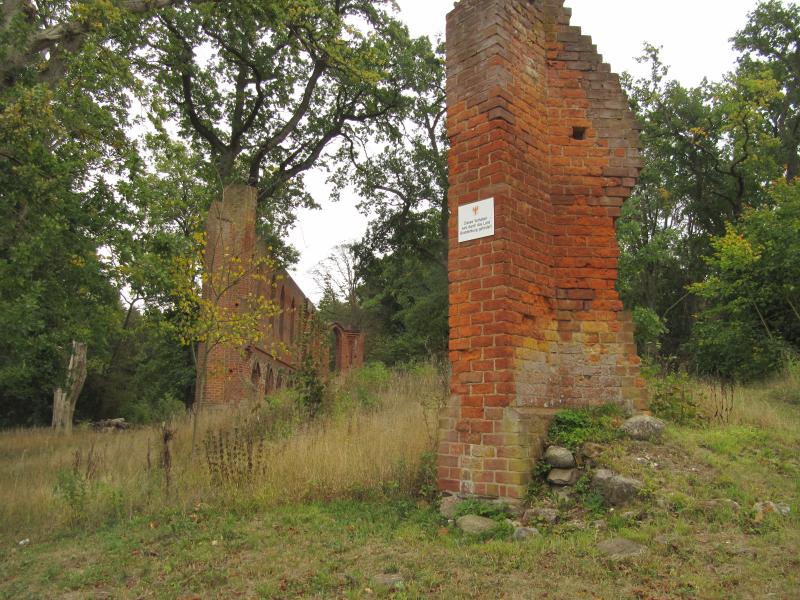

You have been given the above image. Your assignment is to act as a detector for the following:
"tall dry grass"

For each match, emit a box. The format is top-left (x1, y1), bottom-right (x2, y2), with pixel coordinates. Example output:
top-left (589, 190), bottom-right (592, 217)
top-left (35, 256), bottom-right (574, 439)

top-left (0, 364), bottom-right (446, 540)
top-left (693, 364), bottom-right (800, 433)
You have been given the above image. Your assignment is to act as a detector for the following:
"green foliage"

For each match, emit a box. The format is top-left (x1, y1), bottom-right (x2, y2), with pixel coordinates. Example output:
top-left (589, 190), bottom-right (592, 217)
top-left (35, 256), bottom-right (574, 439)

top-left (330, 40), bottom-right (449, 367)
top-left (0, 59), bottom-right (132, 426)
top-left (248, 390), bottom-right (306, 440)
top-left (412, 451), bottom-right (439, 502)
top-left (525, 459), bottom-right (553, 501)
top-left (689, 318), bottom-right (788, 382)
top-left (123, 392), bottom-right (186, 425)
top-left (293, 312), bottom-right (329, 417)
top-left (451, 498), bottom-right (509, 521)
top-left (632, 307), bottom-right (668, 359)
top-left (54, 469), bottom-right (90, 519)
top-left (296, 358), bottom-right (326, 417)
top-left (619, 6), bottom-right (799, 366)
top-left (134, 0), bottom-right (422, 241)
top-left (79, 311), bottom-right (195, 424)
top-left (333, 362), bottom-right (391, 411)
top-left (690, 182), bottom-right (800, 381)
top-left (732, 0), bottom-right (800, 183)
top-left (573, 473), bottom-right (606, 517)
top-left (547, 404), bottom-right (624, 450)
top-left (359, 251), bottom-right (448, 365)
top-left (643, 368), bottom-right (700, 425)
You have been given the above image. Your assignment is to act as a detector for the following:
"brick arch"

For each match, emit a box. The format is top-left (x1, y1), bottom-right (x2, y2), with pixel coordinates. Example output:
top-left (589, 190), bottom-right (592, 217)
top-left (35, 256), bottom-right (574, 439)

top-left (331, 323), bottom-right (365, 371)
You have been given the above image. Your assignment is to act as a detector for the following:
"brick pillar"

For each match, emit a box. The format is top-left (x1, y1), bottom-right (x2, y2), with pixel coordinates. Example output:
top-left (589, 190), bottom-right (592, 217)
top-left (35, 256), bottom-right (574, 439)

top-left (196, 184), bottom-right (258, 409)
top-left (439, 0), bottom-right (645, 501)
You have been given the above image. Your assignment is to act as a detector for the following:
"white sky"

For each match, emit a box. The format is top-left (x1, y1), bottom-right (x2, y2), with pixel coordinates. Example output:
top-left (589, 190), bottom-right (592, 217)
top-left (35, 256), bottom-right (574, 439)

top-left (287, 0), bottom-right (767, 301)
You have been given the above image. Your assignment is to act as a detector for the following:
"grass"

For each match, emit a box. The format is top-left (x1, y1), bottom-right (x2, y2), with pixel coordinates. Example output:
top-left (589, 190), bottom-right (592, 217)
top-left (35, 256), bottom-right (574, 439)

top-left (0, 364), bottom-right (444, 540)
top-left (546, 403), bottom-right (625, 449)
top-left (1, 365), bottom-right (799, 598)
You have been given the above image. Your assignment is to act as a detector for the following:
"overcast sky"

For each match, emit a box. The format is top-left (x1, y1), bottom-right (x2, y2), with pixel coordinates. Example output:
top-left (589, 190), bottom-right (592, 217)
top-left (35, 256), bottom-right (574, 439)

top-left (287, 0), bottom-right (767, 301)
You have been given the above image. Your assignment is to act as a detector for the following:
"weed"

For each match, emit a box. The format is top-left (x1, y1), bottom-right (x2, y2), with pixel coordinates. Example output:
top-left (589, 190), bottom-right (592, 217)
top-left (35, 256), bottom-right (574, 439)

top-left (333, 362), bottom-right (392, 411)
top-left (203, 426), bottom-right (266, 487)
top-left (412, 451), bottom-right (439, 502)
top-left (161, 427), bottom-right (174, 495)
top-left (451, 498), bottom-right (509, 521)
top-left (547, 404), bottom-right (624, 449)
top-left (644, 368), bottom-right (701, 425)
top-left (54, 469), bottom-right (89, 519)
top-left (573, 472), bottom-right (606, 517)
top-left (53, 444), bottom-right (103, 522)
top-left (525, 459), bottom-right (552, 501)
top-left (706, 379), bottom-right (736, 424)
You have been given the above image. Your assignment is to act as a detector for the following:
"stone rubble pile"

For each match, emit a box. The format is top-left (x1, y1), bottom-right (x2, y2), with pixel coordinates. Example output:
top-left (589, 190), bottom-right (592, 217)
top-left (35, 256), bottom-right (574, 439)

top-left (438, 414), bottom-right (675, 544)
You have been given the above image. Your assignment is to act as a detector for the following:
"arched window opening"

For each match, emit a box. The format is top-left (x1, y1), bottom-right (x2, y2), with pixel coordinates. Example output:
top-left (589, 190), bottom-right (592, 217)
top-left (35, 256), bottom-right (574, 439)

top-left (251, 362), bottom-right (261, 389)
top-left (266, 367), bottom-right (274, 393)
top-left (278, 287), bottom-right (286, 340)
top-left (332, 325), bottom-right (343, 371)
top-left (269, 274), bottom-right (277, 331)
top-left (290, 298), bottom-right (296, 341)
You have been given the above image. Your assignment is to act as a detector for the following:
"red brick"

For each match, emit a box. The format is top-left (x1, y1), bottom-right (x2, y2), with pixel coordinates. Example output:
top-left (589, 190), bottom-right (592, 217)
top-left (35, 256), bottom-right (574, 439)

top-left (440, 0), bottom-right (643, 502)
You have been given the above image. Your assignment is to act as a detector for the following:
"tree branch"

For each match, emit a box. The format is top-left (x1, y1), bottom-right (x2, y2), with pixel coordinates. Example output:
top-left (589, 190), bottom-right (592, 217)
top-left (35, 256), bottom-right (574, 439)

top-left (248, 59), bottom-right (327, 184)
top-left (159, 15), bottom-right (225, 155)
top-left (1, 0), bottom-right (216, 90)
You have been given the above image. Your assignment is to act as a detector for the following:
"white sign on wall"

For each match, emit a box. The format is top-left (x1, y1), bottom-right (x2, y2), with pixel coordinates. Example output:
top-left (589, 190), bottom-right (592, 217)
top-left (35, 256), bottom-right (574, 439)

top-left (458, 197), bottom-right (495, 243)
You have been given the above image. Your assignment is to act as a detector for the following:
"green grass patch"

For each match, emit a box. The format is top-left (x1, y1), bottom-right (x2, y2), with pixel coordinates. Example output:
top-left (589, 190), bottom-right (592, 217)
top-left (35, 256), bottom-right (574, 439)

top-left (451, 498), bottom-right (509, 521)
top-left (547, 404), bottom-right (625, 450)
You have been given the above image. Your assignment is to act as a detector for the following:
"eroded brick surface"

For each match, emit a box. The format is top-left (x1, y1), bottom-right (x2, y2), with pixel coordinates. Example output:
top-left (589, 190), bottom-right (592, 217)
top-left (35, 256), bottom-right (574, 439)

top-left (440, 0), bottom-right (646, 500)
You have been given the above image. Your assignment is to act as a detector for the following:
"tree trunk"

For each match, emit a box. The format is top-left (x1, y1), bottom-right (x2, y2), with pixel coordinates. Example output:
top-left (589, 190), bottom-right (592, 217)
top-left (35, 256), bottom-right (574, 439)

top-left (52, 341), bottom-right (87, 434)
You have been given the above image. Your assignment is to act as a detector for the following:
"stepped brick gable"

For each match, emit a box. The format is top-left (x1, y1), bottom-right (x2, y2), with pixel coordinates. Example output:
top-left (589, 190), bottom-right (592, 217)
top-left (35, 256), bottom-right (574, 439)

top-left (439, 0), bottom-right (646, 501)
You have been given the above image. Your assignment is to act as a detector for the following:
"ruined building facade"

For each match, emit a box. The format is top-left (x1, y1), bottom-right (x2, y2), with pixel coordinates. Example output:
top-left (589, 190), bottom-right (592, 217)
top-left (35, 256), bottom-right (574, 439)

top-left (196, 185), bottom-right (365, 409)
top-left (439, 0), bottom-right (646, 501)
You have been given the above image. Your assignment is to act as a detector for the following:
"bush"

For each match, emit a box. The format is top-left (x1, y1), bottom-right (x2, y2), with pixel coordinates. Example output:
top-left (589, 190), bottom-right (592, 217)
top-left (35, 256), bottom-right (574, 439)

top-left (295, 353), bottom-right (327, 417)
top-left (766, 357), bottom-right (800, 405)
top-left (123, 392), bottom-right (186, 425)
top-left (332, 362), bottom-right (391, 412)
top-left (689, 317), bottom-right (788, 382)
top-left (412, 451), bottom-right (439, 502)
top-left (246, 389), bottom-right (305, 439)
top-left (633, 306), bottom-right (667, 359)
top-left (643, 368), bottom-right (700, 425)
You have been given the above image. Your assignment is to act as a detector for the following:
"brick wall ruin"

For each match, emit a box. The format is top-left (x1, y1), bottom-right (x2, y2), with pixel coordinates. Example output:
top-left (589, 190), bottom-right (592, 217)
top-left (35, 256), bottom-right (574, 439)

top-left (439, 0), bottom-right (646, 501)
top-left (332, 323), bottom-right (366, 373)
top-left (197, 185), bottom-right (365, 409)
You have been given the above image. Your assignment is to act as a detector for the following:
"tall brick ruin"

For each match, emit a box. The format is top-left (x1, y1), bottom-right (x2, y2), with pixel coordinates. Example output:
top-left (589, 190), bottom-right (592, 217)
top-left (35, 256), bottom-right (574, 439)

top-left (439, 0), bottom-right (646, 501)
top-left (197, 185), bottom-right (365, 409)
